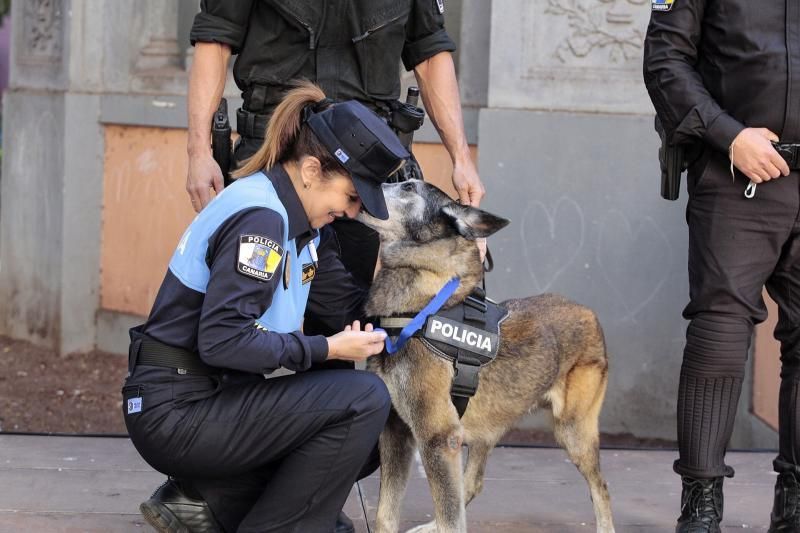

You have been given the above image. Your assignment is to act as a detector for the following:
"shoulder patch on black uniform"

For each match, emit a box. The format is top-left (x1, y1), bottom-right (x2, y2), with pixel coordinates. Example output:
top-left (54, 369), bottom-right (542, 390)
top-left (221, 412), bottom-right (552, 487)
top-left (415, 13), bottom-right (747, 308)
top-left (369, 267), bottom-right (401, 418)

top-left (652, 0), bottom-right (674, 11)
top-left (237, 234), bottom-right (284, 281)
top-left (436, 0), bottom-right (444, 14)
top-left (301, 263), bottom-right (316, 284)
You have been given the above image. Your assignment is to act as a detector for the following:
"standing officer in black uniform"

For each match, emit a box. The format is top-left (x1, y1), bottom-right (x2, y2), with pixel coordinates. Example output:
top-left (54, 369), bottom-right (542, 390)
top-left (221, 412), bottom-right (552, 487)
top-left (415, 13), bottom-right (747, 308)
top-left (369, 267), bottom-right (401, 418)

top-left (185, 0), bottom-right (485, 290)
top-left (644, 1), bottom-right (800, 531)
top-left (125, 83), bottom-right (409, 533)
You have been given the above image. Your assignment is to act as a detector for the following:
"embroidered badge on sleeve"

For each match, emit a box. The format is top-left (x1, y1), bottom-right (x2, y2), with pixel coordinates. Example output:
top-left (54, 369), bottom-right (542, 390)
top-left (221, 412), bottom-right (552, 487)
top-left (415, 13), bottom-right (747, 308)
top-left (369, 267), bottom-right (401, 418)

top-left (652, 0), bottom-right (674, 11)
top-left (237, 235), bottom-right (284, 281)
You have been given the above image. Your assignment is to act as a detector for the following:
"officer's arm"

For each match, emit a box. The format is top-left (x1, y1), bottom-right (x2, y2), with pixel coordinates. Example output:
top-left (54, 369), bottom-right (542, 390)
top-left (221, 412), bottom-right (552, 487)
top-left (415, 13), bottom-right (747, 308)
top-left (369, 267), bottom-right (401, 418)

top-left (197, 208), bottom-right (329, 374)
top-left (186, 1), bottom-right (251, 211)
top-left (186, 42), bottom-right (231, 211)
top-left (401, 1), bottom-right (483, 206)
top-left (304, 226), bottom-right (369, 336)
top-left (413, 52), bottom-right (484, 207)
top-left (643, 0), bottom-right (744, 153)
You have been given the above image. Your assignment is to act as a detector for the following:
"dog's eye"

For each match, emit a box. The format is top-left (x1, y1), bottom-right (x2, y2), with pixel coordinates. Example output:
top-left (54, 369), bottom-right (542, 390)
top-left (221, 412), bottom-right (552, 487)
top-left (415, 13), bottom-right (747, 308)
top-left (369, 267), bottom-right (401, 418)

top-left (401, 181), bottom-right (415, 192)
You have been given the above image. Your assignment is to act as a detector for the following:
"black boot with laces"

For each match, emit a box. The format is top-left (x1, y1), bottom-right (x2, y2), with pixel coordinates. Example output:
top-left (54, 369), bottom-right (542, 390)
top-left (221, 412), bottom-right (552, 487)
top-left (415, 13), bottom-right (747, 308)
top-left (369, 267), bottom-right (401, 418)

top-left (675, 476), bottom-right (724, 533)
top-left (769, 468), bottom-right (800, 532)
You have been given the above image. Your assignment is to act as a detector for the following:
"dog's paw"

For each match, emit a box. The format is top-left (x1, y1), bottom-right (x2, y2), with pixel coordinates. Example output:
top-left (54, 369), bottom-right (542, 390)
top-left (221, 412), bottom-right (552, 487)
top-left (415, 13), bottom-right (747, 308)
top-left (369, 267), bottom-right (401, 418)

top-left (404, 521), bottom-right (438, 533)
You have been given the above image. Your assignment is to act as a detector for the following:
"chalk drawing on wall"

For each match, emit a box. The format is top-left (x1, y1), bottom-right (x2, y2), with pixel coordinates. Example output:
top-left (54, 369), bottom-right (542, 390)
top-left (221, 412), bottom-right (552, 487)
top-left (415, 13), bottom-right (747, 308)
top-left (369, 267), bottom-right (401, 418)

top-left (519, 197), bottom-right (585, 293)
top-left (596, 210), bottom-right (672, 322)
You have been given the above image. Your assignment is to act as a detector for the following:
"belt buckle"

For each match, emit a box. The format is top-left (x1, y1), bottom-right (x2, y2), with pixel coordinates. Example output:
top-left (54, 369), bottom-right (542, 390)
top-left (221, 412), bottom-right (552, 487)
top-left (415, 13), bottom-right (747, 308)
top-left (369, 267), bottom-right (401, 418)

top-left (773, 142), bottom-right (796, 168)
top-left (790, 144), bottom-right (800, 169)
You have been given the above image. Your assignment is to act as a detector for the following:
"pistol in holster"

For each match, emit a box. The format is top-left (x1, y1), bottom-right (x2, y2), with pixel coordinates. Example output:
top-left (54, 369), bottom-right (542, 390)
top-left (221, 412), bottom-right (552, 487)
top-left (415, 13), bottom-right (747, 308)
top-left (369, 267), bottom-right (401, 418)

top-left (387, 87), bottom-right (426, 182)
top-left (211, 98), bottom-right (233, 187)
top-left (654, 115), bottom-right (691, 200)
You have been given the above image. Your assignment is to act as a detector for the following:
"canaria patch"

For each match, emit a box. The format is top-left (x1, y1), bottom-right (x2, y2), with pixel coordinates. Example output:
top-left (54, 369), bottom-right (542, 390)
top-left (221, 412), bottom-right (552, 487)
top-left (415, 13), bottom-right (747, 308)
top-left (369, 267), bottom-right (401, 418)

top-left (301, 263), bottom-right (316, 285)
top-left (237, 234), bottom-right (284, 282)
top-left (652, 0), bottom-right (674, 11)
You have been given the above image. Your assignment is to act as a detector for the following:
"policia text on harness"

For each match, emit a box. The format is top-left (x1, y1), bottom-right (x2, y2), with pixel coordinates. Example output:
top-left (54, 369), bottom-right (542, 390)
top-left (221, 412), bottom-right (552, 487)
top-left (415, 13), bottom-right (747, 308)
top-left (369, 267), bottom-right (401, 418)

top-left (378, 280), bottom-right (509, 418)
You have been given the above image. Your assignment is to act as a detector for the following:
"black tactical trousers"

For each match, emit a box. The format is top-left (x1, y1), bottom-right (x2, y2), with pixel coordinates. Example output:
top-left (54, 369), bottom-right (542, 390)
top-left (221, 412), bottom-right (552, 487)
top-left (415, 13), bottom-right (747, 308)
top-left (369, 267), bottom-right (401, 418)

top-left (675, 152), bottom-right (800, 479)
top-left (123, 362), bottom-right (390, 532)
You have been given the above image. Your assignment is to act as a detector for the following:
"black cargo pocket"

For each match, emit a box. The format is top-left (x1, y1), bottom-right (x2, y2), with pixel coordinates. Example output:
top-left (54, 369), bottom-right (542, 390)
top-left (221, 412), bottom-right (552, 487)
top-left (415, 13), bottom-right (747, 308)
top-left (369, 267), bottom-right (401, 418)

top-left (687, 150), bottom-right (713, 197)
top-left (352, 13), bottom-right (408, 98)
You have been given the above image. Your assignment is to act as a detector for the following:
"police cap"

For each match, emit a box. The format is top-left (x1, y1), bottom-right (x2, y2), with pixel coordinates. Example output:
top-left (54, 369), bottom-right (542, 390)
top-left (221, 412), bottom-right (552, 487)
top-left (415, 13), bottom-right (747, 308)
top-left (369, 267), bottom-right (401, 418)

top-left (306, 100), bottom-right (409, 220)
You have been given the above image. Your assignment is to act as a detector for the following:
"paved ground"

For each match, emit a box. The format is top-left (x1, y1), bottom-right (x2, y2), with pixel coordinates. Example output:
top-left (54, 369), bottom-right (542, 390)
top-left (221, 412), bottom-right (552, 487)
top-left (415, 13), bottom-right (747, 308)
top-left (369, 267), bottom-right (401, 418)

top-left (0, 434), bottom-right (778, 532)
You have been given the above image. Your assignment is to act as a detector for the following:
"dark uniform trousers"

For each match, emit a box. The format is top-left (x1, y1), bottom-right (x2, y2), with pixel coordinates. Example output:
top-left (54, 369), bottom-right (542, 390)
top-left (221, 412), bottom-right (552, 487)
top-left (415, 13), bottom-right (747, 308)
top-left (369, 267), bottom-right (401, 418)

top-left (676, 151), bottom-right (800, 479)
top-left (124, 350), bottom-right (390, 533)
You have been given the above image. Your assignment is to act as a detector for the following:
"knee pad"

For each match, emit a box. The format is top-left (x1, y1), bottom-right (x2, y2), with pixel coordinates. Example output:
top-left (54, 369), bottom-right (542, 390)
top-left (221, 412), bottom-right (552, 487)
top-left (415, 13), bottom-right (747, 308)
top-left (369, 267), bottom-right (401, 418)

top-left (683, 314), bottom-right (752, 378)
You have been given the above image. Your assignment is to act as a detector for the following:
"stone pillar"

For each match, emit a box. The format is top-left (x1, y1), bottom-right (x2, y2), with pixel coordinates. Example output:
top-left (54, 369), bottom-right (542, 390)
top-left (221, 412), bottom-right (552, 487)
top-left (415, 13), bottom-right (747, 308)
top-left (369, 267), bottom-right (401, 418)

top-left (1, 0), bottom-right (122, 354)
top-left (135, 0), bottom-right (181, 72)
top-left (456, 0), bottom-right (491, 109)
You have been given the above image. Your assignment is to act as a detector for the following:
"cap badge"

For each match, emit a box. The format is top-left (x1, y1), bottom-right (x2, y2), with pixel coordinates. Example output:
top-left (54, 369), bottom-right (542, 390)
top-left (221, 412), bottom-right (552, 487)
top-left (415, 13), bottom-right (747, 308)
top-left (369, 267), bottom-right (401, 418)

top-left (334, 148), bottom-right (349, 163)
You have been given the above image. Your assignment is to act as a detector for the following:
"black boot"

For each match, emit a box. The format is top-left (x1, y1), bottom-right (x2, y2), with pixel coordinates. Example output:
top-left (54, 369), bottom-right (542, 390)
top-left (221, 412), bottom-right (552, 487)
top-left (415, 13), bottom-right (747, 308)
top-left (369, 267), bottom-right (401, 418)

top-left (769, 470), bottom-right (800, 532)
top-left (675, 476), bottom-right (724, 533)
top-left (139, 478), bottom-right (222, 533)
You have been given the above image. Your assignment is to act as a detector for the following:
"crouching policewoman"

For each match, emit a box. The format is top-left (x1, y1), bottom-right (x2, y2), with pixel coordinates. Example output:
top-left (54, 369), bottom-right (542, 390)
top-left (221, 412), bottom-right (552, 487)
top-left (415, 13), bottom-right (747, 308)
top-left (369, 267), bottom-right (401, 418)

top-left (122, 82), bottom-right (408, 533)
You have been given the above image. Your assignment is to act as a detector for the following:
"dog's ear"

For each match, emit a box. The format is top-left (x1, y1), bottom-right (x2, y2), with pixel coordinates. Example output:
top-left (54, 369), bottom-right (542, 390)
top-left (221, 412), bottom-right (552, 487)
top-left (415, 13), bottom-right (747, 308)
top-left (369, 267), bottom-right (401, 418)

top-left (441, 203), bottom-right (510, 239)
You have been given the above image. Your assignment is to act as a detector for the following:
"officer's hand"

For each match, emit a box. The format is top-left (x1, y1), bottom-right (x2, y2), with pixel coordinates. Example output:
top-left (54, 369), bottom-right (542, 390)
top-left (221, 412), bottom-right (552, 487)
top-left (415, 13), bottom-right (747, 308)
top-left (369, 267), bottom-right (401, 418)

top-left (326, 320), bottom-right (387, 361)
top-left (187, 152), bottom-right (224, 212)
top-left (452, 157), bottom-right (487, 261)
top-left (730, 128), bottom-right (791, 183)
top-left (452, 156), bottom-right (485, 207)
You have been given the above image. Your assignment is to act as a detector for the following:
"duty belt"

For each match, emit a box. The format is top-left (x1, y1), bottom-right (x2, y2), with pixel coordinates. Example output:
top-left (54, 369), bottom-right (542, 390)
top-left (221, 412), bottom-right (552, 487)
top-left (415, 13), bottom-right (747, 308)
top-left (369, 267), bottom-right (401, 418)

top-left (772, 142), bottom-right (800, 169)
top-left (237, 109), bottom-right (270, 140)
top-left (133, 335), bottom-right (219, 376)
top-left (237, 103), bottom-right (401, 141)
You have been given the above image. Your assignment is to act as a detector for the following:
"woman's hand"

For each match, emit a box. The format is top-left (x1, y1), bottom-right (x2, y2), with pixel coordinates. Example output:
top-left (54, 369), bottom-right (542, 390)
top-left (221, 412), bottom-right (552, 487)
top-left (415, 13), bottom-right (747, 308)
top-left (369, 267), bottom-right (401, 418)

top-left (326, 320), bottom-right (387, 361)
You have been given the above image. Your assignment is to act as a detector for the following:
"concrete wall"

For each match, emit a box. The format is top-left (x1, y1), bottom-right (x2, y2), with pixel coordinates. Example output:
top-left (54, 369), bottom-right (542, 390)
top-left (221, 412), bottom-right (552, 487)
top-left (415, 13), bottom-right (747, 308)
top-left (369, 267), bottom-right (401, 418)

top-left (0, 1), bottom-right (105, 355)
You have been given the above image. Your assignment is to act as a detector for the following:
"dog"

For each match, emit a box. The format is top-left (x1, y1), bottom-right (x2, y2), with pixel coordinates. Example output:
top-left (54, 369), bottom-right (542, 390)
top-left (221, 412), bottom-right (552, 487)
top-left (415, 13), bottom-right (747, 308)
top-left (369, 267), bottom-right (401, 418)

top-left (357, 180), bottom-right (615, 533)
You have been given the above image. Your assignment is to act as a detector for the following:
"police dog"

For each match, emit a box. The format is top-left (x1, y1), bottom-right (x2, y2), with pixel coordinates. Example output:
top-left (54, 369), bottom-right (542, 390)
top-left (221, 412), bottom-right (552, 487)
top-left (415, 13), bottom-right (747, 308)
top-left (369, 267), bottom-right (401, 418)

top-left (357, 180), bottom-right (615, 533)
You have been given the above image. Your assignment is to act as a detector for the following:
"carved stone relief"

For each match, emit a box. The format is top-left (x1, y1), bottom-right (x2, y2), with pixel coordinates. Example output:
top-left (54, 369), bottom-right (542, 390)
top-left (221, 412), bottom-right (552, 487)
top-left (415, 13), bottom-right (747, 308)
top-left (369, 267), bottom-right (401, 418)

top-left (522, 0), bottom-right (650, 75)
top-left (19, 0), bottom-right (63, 65)
top-left (490, 0), bottom-right (654, 114)
top-left (547, 0), bottom-right (647, 64)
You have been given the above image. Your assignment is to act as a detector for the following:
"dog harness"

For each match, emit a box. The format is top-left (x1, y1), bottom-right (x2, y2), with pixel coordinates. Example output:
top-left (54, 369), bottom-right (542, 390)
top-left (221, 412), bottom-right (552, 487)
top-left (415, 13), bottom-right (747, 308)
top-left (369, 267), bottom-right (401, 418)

top-left (378, 285), bottom-right (509, 417)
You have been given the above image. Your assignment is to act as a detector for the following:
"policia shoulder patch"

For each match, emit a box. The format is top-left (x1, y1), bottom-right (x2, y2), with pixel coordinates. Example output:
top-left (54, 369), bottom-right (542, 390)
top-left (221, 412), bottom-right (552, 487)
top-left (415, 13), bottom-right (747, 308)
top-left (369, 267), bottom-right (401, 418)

top-left (652, 0), bottom-right (674, 11)
top-left (237, 234), bottom-right (284, 282)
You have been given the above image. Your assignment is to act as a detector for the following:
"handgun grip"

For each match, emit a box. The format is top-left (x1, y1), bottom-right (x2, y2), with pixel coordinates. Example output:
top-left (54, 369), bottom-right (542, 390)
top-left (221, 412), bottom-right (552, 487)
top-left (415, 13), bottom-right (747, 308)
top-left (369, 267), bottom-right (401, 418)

top-left (660, 143), bottom-right (684, 201)
top-left (211, 98), bottom-right (232, 182)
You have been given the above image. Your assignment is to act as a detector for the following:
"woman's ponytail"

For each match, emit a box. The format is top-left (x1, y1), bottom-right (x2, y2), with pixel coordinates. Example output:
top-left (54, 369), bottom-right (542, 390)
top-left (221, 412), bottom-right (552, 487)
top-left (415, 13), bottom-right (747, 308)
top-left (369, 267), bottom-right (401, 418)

top-left (234, 81), bottom-right (332, 178)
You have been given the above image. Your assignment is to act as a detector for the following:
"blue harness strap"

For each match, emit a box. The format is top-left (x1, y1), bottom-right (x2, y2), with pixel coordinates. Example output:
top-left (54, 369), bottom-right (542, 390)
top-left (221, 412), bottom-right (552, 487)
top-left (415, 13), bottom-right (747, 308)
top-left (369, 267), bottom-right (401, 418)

top-left (383, 277), bottom-right (461, 354)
